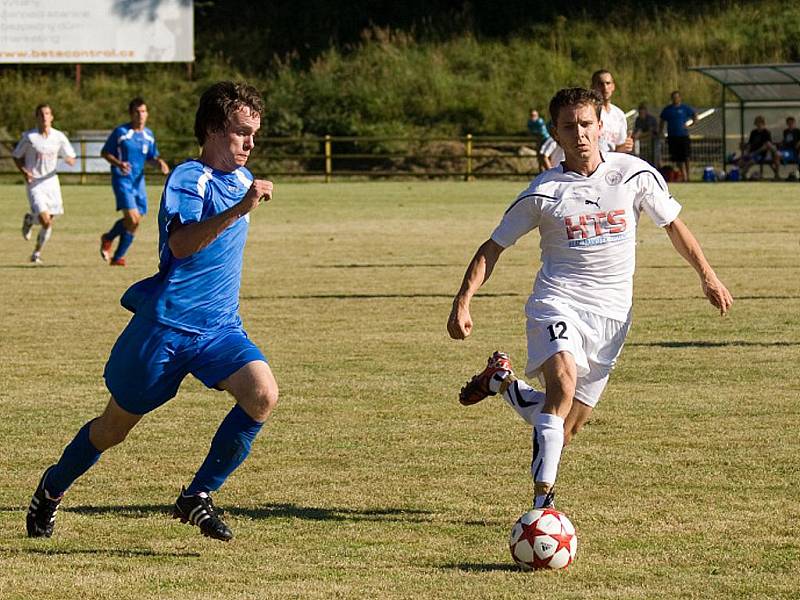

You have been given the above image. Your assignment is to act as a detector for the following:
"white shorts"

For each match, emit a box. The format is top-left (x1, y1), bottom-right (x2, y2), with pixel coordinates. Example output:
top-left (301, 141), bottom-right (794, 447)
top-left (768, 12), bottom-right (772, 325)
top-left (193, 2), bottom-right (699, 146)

top-left (525, 298), bottom-right (631, 408)
top-left (27, 177), bottom-right (64, 216)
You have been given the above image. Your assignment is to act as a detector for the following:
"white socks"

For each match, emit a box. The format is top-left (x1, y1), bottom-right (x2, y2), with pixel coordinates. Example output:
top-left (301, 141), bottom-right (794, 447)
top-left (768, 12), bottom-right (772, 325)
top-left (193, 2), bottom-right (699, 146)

top-left (531, 412), bottom-right (564, 506)
top-left (490, 373), bottom-right (546, 426)
top-left (36, 226), bottom-right (52, 251)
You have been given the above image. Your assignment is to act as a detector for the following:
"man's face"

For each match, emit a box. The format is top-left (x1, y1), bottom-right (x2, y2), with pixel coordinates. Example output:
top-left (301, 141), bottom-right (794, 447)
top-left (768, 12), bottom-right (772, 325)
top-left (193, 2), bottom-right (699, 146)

top-left (671, 93), bottom-right (681, 106)
top-left (787, 118), bottom-right (796, 128)
top-left (130, 104), bottom-right (148, 129)
top-left (592, 74), bottom-right (615, 102)
top-left (638, 108), bottom-right (647, 119)
top-left (204, 105), bottom-right (261, 171)
top-left (36, 106), bottom-right (53, 130)
top-left (553, 103), bottom-right (602, 162)
top-left (530, 110), bottom-right (539, 121)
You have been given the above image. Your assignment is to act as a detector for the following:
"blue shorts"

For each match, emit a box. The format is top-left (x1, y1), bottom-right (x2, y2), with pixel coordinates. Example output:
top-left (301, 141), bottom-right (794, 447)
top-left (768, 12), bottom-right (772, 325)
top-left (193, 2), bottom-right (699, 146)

top-left (104, 314), bottom-right (267, 415)
top-left (112, 175), bottom-right (148, 214)
top-left (780, 149), bottom-right (798, 164)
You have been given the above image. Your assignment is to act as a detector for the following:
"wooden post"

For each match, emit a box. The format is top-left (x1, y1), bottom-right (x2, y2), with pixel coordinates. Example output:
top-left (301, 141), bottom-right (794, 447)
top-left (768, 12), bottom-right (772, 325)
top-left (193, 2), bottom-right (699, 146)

top-left (324, 134), bottom-right (332, 183)
top-left (465, 133), bottom-right (473, 181)
top-left (80, 138), bottom-right (87, 184)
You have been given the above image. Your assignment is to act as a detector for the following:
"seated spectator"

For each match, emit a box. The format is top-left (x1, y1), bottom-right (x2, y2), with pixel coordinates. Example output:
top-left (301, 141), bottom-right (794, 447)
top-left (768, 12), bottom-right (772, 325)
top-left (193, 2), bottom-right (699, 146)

top-left (772, 116), bottom-right (800, 174)
top-left (632, 103), bottom-right (660, 166)
top-left (738, 116), bottom-right (778, 179)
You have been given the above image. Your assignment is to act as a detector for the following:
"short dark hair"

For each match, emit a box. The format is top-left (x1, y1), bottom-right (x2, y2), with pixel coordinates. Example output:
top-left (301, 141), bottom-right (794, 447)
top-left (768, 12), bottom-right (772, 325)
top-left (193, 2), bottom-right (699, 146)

top-left (34, 103), bottom-right (51, 118)
top-left (128, 97), bottom-right (146, 113)
top-left (591, 69), bottom-right (612, 87)
top-left (549, 87), bottom-right (603, 125)
top-left (671, 90), bottom-right (681, 99)
top-left (194, 81), bottom-right (264, 145)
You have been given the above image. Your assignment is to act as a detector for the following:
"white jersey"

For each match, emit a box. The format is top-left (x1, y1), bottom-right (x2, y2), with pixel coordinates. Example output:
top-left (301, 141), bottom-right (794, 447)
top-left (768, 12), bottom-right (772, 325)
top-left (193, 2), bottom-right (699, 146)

top-left (491, 153), bottom-right (681, 321)
top-left (600, 103), bottom-right (628, 152)
top-left (12, 128), bottom-right (76, 185)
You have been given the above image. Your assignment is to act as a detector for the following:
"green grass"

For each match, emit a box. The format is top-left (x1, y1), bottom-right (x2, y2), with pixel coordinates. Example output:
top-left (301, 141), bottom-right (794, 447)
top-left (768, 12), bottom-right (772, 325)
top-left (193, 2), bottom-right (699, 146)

top-left (0, 180), bottom-right (798, 599)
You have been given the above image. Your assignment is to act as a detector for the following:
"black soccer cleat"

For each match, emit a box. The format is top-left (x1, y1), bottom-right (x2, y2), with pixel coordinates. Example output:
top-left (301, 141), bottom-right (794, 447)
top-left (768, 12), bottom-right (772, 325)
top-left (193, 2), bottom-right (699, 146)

top-left (26, 466), bottom-right (63, 538)
top-left (173, 487), bottom-right (233, 541)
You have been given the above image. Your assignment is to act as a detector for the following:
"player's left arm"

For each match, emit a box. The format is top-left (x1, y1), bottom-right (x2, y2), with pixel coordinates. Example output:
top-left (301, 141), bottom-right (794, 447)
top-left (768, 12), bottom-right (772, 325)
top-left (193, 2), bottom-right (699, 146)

top-left (60, 136), bottom-right (77, 167)
top-left (150, 157), bottom-right (170, 175)
top-left (664, 217), bottom-right (733, 315)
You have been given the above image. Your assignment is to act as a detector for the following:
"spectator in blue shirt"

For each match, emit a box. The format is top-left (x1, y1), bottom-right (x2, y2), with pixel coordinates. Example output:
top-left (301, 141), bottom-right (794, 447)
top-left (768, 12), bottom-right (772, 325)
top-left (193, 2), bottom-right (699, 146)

top-left (659, 91), bottom-right (698, 182)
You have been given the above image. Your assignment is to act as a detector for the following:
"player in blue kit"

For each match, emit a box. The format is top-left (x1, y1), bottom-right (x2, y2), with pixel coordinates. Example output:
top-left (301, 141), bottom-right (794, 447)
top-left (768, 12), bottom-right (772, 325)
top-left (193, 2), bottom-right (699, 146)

top-left (26, 82), bottom-right (277, 542)
top-left (100, 97), bottom-right (170, 266)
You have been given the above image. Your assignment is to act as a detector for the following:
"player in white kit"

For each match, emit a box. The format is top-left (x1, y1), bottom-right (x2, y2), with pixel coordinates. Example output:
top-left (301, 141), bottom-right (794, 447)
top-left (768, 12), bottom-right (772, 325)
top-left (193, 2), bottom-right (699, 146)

top-left (12, 104), bottom-right (77, 264)
top-left (447, 88), bottom-right (732, 510)
top-left (591, 69), bottom-right (633, 154)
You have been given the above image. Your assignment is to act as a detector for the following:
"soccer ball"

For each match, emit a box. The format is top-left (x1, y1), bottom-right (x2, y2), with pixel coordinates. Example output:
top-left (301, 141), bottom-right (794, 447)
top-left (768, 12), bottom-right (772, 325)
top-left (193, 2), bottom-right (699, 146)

top-left (508, 508), bottom-right (577, 570)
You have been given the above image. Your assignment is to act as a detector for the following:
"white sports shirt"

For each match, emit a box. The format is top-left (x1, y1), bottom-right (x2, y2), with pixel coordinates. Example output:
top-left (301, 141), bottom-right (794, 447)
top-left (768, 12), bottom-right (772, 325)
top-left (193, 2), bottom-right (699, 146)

top-left (600, 103), bottom-right (628, 152)
top-left (491, 153), bottom-right (681, 321)
top-left (12, 128), bottom-right (76, 185)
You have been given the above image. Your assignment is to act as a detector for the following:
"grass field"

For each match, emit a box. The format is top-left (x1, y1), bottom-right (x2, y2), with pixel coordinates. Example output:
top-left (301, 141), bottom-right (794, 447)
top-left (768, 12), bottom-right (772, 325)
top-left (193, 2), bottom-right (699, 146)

top-left (0, 180), bottom-right (798, 599)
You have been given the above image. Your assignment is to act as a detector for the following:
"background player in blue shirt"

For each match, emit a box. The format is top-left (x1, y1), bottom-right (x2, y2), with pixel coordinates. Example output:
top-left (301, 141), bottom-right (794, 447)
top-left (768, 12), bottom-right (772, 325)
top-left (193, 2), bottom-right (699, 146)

top-left (659, 91), bottom-right (698, 182)
top-left (100, 97), bottom-right (170, 266)
top-left (27, 82), bottom-right (277, 542)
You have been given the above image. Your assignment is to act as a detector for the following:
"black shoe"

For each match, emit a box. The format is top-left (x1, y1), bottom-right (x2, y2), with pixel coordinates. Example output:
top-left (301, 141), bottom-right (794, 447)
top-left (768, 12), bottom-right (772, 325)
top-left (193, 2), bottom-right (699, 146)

top-left (535, 486), bottom-right (556, 510)
top-left (26, 466), bottom-right (63, 538)
top-left (172, 487), bottom-right (233, 541)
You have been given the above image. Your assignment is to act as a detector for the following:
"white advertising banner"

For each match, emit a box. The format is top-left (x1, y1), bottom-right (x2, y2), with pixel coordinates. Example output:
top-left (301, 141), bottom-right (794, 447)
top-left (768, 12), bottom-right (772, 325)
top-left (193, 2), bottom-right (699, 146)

top-left (0, 0), bottom-right (194, 63)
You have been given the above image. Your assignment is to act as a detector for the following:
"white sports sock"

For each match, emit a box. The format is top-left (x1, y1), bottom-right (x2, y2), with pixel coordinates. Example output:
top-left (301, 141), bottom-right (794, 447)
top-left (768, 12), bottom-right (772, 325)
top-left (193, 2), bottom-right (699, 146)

top-left (501, 379), bottom-right (545, 425)
top-left (531, 413), bottom-right (565, 502)
top-left (36, 226), bottom-right (52, 251)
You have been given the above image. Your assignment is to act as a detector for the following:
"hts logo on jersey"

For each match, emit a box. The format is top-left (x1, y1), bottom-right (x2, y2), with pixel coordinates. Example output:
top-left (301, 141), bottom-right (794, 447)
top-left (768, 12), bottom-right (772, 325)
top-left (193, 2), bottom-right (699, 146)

top-left (565, 210), bottom-right (628, 246)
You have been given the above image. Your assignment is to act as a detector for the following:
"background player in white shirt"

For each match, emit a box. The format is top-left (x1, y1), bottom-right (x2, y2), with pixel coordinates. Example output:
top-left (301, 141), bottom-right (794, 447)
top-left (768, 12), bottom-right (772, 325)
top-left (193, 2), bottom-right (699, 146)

top-left (12, 104), bottom-right (77, 264)
top-left (447, 87), bottom-right (732, 510)
top-left (591, 69), bottom-right (633, 154)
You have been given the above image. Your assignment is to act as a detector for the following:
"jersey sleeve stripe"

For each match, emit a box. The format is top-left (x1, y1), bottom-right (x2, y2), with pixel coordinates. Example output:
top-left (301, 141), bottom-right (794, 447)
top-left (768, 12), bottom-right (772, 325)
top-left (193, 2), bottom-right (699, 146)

top-left (504, 193), bottom-right (558, 214)
top-left (234, 168), bottom-right (253, 188)
top-left (623, 169), bottom-right (665, 190)
top-left (197, 167), bottom-right (214, 197)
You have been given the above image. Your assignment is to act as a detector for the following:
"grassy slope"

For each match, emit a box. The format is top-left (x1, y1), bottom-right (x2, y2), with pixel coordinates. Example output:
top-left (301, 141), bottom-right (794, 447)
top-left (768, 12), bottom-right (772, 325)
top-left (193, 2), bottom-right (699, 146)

top-left (1, 1), bottom-right (799, 139)
top-left (0, 180), bottom-right (797, 598)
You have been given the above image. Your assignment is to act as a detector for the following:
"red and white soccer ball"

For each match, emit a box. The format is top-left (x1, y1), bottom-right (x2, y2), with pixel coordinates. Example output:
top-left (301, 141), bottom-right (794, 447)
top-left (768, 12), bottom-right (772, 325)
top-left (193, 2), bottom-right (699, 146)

top-left (508, 508), bottom-right (578, 570)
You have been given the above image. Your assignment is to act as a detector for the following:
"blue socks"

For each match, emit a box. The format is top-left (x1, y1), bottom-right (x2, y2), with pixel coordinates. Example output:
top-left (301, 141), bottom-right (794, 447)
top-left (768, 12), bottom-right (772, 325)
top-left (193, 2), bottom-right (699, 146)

top-left (186, 404), bottom-right (264, 495)
top-left (113, 231), bottom-right (135, 260)
top-left (106, 218), bottom-right (126, 241)
top-left (45, 420), bottom-right (103, 497)
top-left (42, 405), bottom-right (263, 498)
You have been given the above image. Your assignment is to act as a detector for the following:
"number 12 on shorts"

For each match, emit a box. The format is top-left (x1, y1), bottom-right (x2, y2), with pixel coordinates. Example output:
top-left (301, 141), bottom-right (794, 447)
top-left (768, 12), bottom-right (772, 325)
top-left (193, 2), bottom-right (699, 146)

top-left (547, 321), bottom-right (568, 341)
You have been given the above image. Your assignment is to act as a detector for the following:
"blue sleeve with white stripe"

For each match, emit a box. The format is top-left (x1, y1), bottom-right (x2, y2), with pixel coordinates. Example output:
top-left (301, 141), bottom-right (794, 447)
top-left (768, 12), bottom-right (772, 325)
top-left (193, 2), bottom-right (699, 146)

top-left (163, 162), bottom-right (206, 226)
top-left (101, 127), bottom-right (121, 157)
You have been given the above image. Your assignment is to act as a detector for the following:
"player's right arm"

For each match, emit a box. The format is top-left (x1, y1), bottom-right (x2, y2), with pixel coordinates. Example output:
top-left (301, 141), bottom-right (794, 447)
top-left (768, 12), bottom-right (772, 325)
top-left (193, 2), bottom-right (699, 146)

top-left (12, 156), bottom-right (33, 183)
top-left (11, 136), bottom-right (33, 183)
top-left (448, 239), bottom-right (505, 340)
top-left (169, 179), bottom-right (273, 259)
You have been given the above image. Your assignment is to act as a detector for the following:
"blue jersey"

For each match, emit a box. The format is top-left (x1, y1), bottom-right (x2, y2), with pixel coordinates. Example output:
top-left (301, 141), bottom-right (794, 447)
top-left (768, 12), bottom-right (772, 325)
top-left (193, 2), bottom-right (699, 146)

top-left (102, 124), bottom-right (159, 185)
top-left (527, 117), bottom-right (551, 141)
top-left (120, 159), bottom-right (254, 333)
top-left (660, 104), bottom-right (695, 137)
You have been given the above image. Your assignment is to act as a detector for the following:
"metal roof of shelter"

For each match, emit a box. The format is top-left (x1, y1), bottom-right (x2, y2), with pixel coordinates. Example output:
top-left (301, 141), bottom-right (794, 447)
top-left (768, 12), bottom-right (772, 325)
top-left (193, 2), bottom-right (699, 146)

top-left (689, 63), bottom-right (800, 102)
